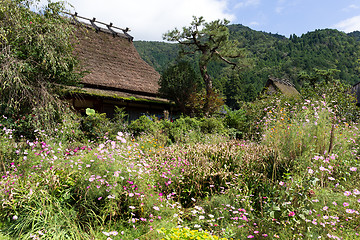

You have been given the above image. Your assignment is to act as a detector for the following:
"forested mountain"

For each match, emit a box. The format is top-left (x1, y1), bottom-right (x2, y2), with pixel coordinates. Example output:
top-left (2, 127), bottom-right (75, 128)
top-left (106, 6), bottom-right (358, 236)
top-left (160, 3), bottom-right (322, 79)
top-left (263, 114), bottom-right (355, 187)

top-left (134, 25), bottom-right (360, 108)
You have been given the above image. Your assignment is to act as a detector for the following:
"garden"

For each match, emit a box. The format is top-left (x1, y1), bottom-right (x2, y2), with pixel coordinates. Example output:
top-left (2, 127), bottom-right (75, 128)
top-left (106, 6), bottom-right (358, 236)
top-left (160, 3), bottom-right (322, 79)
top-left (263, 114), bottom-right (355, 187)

top-left (0, 92), bottom-right (359, 240)
top-left (1, 1), bottom-right (359, 239)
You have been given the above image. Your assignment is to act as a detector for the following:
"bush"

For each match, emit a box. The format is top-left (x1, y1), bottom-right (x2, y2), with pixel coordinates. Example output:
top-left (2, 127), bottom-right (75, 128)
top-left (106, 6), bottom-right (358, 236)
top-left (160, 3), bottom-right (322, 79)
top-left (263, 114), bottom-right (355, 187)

top-left (223, 106), bottom-right (246, 139)
top-left (166, 116), bottom-right (202, 144)
top-left (200, 117), bottom-right (225, 134)
top-left (80, 108), bottom-right (112, 141)
top-left (110, 106), bottom-right (128, 134)
top-left (127, 115), bottom-right (159, 137)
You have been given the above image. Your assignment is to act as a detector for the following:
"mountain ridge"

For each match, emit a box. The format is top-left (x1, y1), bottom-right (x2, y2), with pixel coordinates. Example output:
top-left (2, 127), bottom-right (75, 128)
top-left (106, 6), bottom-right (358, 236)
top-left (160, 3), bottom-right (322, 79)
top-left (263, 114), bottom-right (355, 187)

top-left (134, 24), bottom-right (360, 107)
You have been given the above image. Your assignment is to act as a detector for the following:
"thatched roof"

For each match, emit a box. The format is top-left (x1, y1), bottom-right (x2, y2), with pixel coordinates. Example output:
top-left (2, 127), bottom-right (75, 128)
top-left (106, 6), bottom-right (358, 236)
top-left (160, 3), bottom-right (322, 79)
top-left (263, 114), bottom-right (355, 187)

top-left (65, 85), bottom-right (170, 104)
top-left (72, 18), bottom-right (161, 97)
top-left (264, 77), bottom-right (300, 97)
top-left (352, 82), bottom-right (360, 106)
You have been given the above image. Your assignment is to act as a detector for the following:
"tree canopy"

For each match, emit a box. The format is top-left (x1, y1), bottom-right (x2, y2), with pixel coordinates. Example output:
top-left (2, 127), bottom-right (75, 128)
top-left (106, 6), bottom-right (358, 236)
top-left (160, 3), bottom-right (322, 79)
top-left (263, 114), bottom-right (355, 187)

top-left (136, 25), bottom-right (360, 109)
top-left (0, 0), bottom-right (81, 122)
top-left (159, 61), bottom-right (202, 114)
top-left (163, 16), bottom-right (248, 113)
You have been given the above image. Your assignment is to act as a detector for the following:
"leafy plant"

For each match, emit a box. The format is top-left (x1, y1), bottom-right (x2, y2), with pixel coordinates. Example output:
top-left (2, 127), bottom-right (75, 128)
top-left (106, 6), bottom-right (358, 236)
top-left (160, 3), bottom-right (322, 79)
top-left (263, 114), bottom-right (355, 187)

top-left (81, 109), bottom-right (111, 141)
top-left (0, 0), bottom-right (82, 128)
top-left (127, 115), bottom-right (159, 137)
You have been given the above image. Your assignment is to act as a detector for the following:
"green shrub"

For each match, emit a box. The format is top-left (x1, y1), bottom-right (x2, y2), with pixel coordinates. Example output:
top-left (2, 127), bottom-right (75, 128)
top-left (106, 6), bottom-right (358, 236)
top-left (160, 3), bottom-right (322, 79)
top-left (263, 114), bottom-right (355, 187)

top-left (167, 116), bottom-right (202, 143)
top-left (223, 106), bottom-right (246, 139)
top-left (127, 115), bottom-right (158, 137)
top-left (81, 108), bottom-right (112, 141)
top-left (200, 117), bottom-right (225, 134)
top-left (110, 106), bottom-right (128, 134)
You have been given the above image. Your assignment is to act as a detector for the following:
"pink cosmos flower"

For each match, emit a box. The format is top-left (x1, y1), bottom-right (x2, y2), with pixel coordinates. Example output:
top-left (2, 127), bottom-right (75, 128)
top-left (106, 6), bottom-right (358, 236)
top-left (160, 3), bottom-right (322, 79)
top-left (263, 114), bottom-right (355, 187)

top-left (344, 191), bottom-right (352, 196)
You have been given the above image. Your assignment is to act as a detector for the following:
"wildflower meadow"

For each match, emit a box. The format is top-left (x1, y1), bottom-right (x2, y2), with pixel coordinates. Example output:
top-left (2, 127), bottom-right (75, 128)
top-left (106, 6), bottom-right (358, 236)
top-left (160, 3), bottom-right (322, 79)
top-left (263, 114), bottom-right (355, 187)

top-left (0, 95), bottom-right (359, 240)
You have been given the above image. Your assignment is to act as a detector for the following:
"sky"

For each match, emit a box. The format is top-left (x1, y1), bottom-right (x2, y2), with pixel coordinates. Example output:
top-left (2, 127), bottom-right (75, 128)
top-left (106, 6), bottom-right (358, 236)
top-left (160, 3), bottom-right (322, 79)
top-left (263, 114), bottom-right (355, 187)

top-left (39, 0), bottom-right (360, 41)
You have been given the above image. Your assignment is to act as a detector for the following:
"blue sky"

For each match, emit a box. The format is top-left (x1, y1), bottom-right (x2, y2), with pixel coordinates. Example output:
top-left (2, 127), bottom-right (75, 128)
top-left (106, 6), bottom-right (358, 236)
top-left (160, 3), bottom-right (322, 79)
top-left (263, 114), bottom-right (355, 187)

top-left (228, 0), bottom-right (360, 37)
top-left (40, 0), bottom-right (360, 41)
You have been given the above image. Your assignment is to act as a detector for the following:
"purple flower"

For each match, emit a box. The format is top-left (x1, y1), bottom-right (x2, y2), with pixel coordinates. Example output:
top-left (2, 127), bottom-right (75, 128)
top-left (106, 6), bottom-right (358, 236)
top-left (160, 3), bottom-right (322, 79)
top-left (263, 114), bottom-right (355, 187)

top-left (288, 211), bottom-right (295, 216)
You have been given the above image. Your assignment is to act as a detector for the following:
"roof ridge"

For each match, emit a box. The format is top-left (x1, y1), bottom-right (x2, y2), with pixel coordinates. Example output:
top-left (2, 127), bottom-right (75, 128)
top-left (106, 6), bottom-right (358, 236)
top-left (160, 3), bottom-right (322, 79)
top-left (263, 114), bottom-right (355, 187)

top-left (269, 76), bottom-right (295, 87)
top-left (64, 12), bottom-right (134, 41)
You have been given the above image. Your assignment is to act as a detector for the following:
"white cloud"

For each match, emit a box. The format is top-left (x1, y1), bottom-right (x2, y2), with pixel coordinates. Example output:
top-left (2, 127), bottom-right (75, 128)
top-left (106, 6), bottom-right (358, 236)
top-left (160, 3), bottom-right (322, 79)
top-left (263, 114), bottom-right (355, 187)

top-left (342, 4), bottom-right (359, 11)
top-left (53, 0), bottom-right (236, 41)
top-left (249, 21), bottom-right (259, 26)
top-left (235, 0), bottom-right (260, 9)
top-left (334, 15), bottom-right (360, 33)
top-left (275, 6), bottom-right (284, 13)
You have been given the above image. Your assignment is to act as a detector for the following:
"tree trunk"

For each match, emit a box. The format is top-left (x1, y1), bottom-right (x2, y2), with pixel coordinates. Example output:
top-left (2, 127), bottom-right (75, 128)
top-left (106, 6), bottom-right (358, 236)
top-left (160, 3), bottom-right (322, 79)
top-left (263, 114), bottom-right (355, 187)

top-left (199, 63), bottom-right (212, 115)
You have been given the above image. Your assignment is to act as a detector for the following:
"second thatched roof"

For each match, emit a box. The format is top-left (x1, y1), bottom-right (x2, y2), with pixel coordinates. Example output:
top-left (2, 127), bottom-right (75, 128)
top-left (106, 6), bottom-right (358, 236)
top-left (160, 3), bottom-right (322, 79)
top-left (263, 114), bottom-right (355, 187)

top-left (264, 77), bottom-right (300, 97)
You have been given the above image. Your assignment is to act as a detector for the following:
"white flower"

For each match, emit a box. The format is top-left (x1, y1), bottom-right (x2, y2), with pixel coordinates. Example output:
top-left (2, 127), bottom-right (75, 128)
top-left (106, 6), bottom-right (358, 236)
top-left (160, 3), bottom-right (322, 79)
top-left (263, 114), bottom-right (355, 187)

top-left (102, 231), bottom-right (110, 236)
top-left (129, 206), bottom-right (136, 210)
top-left (98, 144), bottom-right (105, 149)
top-left (194, 224), bottom-right (201, 228)
top-left (199, 215), bottom-right (205, 220)
top-left (153, 206), bottom-right (160, 211)
top-left (116, 136), bottom-right (126, 143)
top-left (12, 215), bottom-right (18, 220)
top-left (319, 166), bottom-right (326, 171)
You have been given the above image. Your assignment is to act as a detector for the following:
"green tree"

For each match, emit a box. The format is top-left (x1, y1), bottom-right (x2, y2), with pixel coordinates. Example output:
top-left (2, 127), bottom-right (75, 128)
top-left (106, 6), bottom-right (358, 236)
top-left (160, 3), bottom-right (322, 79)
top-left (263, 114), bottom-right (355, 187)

top-left (159, 61), bottom-right (202, 113)
top-left (298, 68), bottom-right (340, 88)
top-left (0, 0), bottom-right (81, 125)
top-left (163, 16), bottom-right (248, 114)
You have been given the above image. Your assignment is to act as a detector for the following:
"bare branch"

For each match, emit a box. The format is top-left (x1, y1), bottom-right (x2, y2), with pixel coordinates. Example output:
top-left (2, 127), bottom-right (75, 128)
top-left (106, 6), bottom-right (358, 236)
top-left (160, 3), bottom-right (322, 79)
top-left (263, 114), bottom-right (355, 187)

top-left (215, 50), bottom-right (237, 67)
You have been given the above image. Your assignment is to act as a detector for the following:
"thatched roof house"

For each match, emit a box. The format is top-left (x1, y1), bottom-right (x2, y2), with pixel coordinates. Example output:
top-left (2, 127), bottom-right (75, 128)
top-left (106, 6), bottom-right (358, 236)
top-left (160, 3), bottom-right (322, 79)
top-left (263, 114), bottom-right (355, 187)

top-left (263, 77), bottom-right (300, 97)
top-left (351, 82), bottom-right (360, 106)
top-left (64, 13), bottom-right (173, 119)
